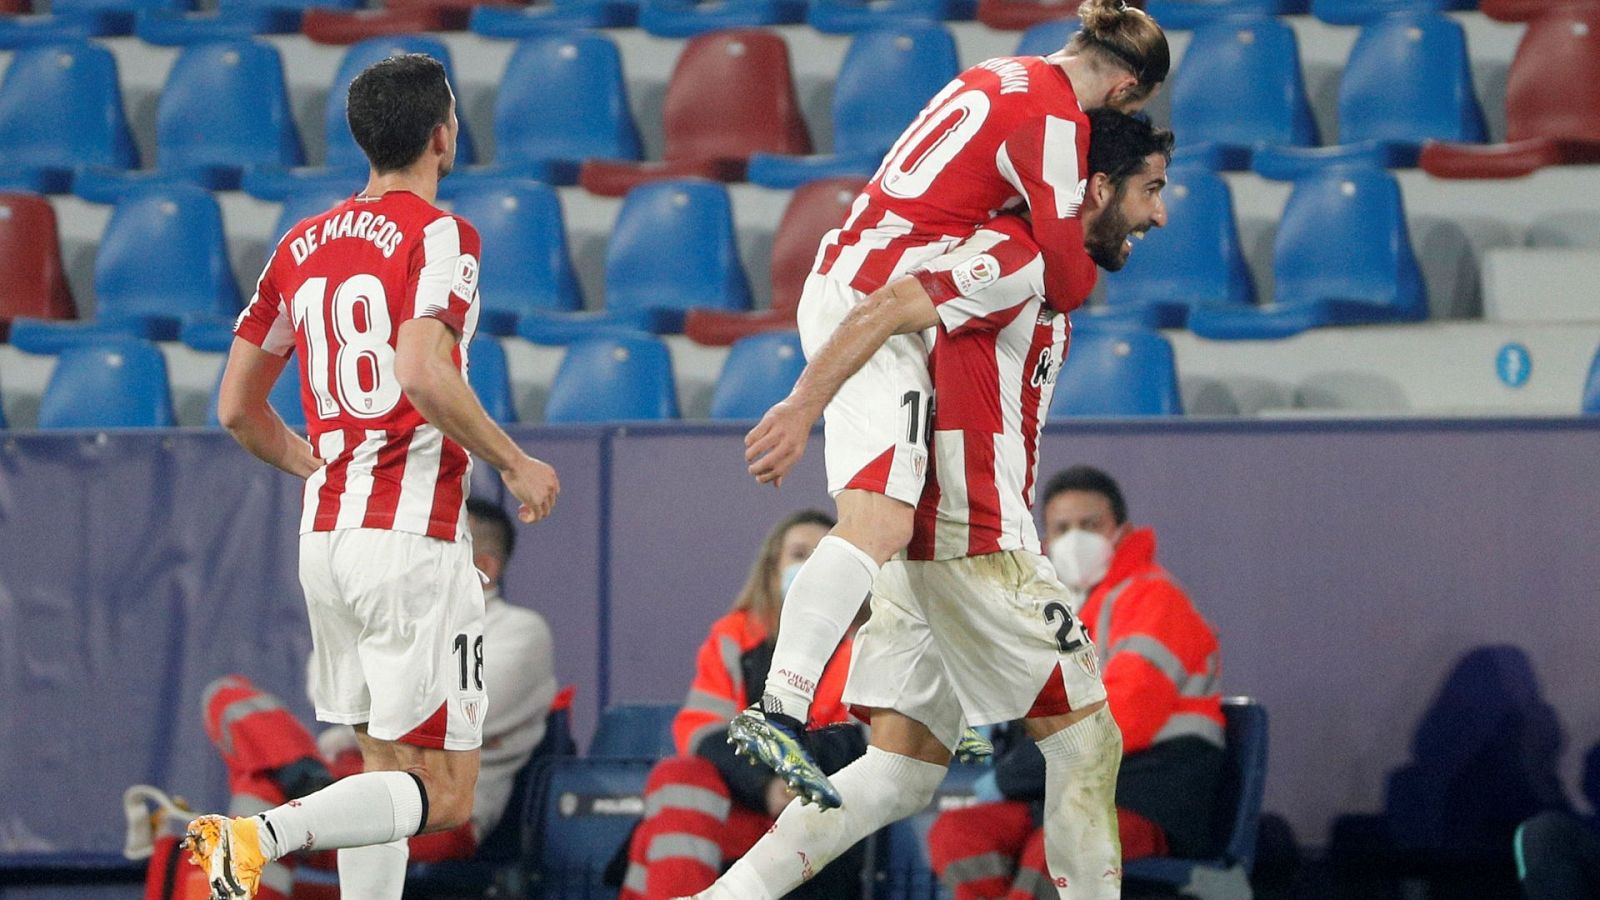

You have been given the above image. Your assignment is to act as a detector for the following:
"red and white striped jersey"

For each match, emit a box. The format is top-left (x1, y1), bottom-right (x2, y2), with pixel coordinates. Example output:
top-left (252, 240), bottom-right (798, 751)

top-left (235, 190), bottom-right (482, 542)
top-left (815, 56), bottom-right (1096, 314)
top-left (905, 215), bottom-right (1067, 561)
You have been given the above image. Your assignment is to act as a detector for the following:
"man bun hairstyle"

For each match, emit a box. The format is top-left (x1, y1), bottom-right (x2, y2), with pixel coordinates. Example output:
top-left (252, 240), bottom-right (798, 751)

top-left (1071, 0), bottom-right (1171, 88)
top-left (346, 53), bottom-right (452, 174)
top-left (1086, 108), bottom-right (1174, 185)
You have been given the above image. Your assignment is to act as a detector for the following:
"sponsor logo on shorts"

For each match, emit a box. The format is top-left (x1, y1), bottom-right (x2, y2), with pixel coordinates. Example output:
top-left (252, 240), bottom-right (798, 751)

top-left (1076, 648), bottom-right (1101, 681)
top-left (952, 253), bottom-right (1001, 297)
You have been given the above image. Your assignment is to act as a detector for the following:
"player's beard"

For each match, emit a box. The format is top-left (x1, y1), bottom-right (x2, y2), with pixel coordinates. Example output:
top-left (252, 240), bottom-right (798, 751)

top-left (1084, 195), bottom-right (1133, 272)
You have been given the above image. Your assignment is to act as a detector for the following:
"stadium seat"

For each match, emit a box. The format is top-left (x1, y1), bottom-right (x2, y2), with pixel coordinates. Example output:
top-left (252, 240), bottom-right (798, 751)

top-left (1188, 164), bottom-right (1425, 339)
top-left (807, 0), bottom-right (976, 33)
top-left (978, 0), bottom-right (1074, 30)
top-left (0, 43), bottom-right (138, 193)
top-left (10, 185), bottom-right (240, 352)
top-left (873, 763), bottom-right (987, 898)
top-left (0, 193), bottom-right (76, 341)
top-left (1099, 163), bottom-right (1253, 329)
top-left (1479, 0), bottom-right (1549, 22)
top-left (271, 186), bottom-right (352, 249)
top-left (134, 0), bottom-right (364, 46)
top-left (75, 40), bottom-right (302, 198)
top-left (1124, 698), bottom-right (1269, 897)
top-left (523, 757), bottom-right (653, 896)
top-left (521, 180), bottom-right (751, 343)
top-left (467, 336), bottom-right (517, 424)
top-left (1311, 0), bottom-right (1474, 25)
top-left (1166, 16), bottom-right (1318, 170)
top-left (300, 0), bottom-right (473, 45)
top-left (638, 0), bottom-right (804, 37)
top-left (1585, 344), bottom-right (1600, 414)
top-left (37, 339), bottom-right (175, 428)
top-left (1014, 16), bottom-right (1076, 55)
top-left (1050, 326), bottom-right (1182, 417)
top-left (480, 32), bottom-right (643, 187)
top-left (1143, 0), bottom-right (1307, 29)
top-left (588, 703), bottom-right (679, 758)
top-left (708, 331), bottom-right (805, 419)
top-left (578, 29), bottom-right (811, 196)
top-left (207, 356), bottom-right (306, 429)
top-left (685, 175), bottom-right (862, 345)
top-left (0, 0), bottom-right (181, 41)
top-left (1421, 5), bottom-right (1600, 178)
top-left (469, 0), bottom-right (638, 35)
top-left (450, 180), bottom-right (582, 336)
top-left (747, 24), bottom-right (959, 189)
top-left (543, 333), bottom-right (680, 423)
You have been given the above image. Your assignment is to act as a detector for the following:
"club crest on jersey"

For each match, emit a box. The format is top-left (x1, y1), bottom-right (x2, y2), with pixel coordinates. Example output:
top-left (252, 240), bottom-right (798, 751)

top-left (952, 253), bottom-right (1001, 297)
top-left (452, 254), bottom-right (479, 299)
top-left (1030, 346), bottom-right (1063, 388)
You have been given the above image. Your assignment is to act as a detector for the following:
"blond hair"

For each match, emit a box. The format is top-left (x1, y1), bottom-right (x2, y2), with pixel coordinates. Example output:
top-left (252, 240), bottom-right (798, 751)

top-left (731, 509), bottom-right (836, 637)
top-left (1070, 0), bottom-right (1171, 89)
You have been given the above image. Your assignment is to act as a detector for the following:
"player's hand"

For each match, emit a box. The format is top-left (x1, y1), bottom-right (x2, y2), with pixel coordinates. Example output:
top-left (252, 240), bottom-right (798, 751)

top-left (745, 398), bottom-right (814, 488)
top-left (504, 455), bottom-right (560, 523)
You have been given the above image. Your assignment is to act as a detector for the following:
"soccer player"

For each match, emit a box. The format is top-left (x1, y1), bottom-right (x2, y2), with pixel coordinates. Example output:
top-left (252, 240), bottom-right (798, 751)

top-left (730, 0), bottom-right (1170, 806)
top-left (184, 54), bottom-right (559, 900)
top-left (690, 111), bottom-right (1173, 900)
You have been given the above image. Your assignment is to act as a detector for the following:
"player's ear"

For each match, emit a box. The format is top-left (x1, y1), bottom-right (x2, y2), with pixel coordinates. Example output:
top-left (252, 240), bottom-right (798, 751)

top-left (430, 122), bottom-right (449, 156)
top-left (1085, 172), bottom-right (1114, 210)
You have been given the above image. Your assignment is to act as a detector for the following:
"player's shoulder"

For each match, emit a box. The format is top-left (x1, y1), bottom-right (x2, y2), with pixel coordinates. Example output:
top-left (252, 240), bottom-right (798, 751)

top-left (967, 56), bottom-right (1086, 120)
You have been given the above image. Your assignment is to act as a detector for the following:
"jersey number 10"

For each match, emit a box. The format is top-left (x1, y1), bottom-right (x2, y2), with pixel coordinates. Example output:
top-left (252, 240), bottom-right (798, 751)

top-left (292, 274), bottom-right (403, 420)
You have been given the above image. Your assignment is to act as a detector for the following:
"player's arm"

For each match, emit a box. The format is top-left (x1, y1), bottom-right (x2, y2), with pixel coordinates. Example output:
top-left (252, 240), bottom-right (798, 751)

top-left (745, 276), bottom-right (938, 486)
top-left (218, 343), bottom-right (320, 479)
top-left (1000, 115), bottom-right (1098, 313)
top-left (394, 319), bottom-right (558, 522)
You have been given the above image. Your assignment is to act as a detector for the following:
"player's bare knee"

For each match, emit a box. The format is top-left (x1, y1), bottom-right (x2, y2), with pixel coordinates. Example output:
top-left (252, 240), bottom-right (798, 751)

top-left (835, 498), bottom-right (916, 562)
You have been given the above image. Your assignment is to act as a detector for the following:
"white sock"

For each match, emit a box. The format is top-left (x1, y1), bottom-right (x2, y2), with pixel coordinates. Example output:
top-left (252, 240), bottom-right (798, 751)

top-left (762, 535), bottom-right (879, 723)
top-left (255, 771), bottom-right (425, 860)
top-left (708, 747), bottom-right (945, 900)
top-left (337, 837), bottom-right (409, 900)
top-left (1038, 707), bottom-right (1124, 899)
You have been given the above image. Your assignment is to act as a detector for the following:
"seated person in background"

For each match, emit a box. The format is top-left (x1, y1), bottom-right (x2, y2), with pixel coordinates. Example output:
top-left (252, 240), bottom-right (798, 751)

top-left (186, 497), bottom-right (557, 899)
top-left (929, 466), bottom-right (1224, 898)
top-left (618, 510), bottom-right (868, 900)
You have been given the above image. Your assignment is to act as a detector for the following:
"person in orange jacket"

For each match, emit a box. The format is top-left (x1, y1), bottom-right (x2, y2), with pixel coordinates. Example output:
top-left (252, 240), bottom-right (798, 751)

top-left (929, 466), bottom-right (1225, 898)
top-left (618, 509), bottom-right (868, 900)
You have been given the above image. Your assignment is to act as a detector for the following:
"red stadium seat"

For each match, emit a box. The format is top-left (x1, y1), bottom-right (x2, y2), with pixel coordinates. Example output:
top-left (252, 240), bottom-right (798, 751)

top-left (1480, 0), bottom-right (1595, 22)
top-left (579, 28), bottom-right (811, 197)
top-left (301, 0), bottom-right (504, 42)
top-left (1421, 5), bottom-right (1600, 178)
top-left (0, 0), bottom-right (30, 13)
top-left (685, 176), bottom-right (862, 346)
top-left (0, 192), bottom-right (75, 341)
top-left (977, 0), bottom-right (1099, 30)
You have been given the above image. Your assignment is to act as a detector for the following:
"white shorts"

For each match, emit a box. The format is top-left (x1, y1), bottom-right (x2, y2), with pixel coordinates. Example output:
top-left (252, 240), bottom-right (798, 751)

top-left (842, 550), bottom-right (1107, 751)
top-left (796, 272), bottom-right (934, 506)
top-left (299, 528), bottom-right (487, 751)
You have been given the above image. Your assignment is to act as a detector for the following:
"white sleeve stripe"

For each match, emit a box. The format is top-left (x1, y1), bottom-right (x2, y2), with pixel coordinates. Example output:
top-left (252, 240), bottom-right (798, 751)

top-left (1043, 117), bottom-right (1081, 215)
top-left (422, 215), bottom-right (461, 265)
top-left (416, 216), bottom-right (462, 320)
top-left (994, 140), bottom-right (1026, 199)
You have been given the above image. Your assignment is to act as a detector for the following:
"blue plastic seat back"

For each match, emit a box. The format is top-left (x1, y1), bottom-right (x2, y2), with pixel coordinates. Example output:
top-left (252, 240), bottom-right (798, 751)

top-left (496, 32), bottom-right (643, 165)
top-left (157, 40), bottom-right (304, 172)
top-left (466, 336), bottom-right (516, 424)
top-left (1340, 13), bottom-right (1486, 147)
top-left (1213, 698), bottom-right (1269, 867)
top-left (96, 185), bottom-right (242, 322)
top-left (1014, 17), bottom-right (1077, 57)
top-left (1050, 327), bottom-right (1183, 417)
top-left (832, 25), bottom-right (960, 158)
top-left (325, 36), bottom-right (476, 169)
top-left (605, 181), bottom-right (751, 315)
top-left (588, 703), bottom-right (679, 758)
top-left (0, 43), bottom-right (138, 171)
top-left (1273, 166), bottom-right (1424, 315)
top-left (1585, 344), bottom-right (1600, 414)
top-left (1104, 163), bottom-right (1255, 310)
top-left (709, 331), bottom-right (806, 420)
top-left (545, 333), bottom-right (680, 423)
top-left (526, 757), bottom-right (654, 895)
top-left (1169, 17), bottom-right (1318, 149)
top-left (451, 180), bottom-right (582, 316)
top-left (874, 763), bottom-right (986, 898)
top-left (53, 0), bottom-right (179, 15)
top-left (38, 339), bottom-right (175, 428)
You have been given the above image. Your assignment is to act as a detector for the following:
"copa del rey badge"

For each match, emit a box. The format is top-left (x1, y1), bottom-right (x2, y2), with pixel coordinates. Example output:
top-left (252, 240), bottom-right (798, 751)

top-left (952, 253), bottom-right (1000, 297)
top-left (462, 696), bottom-right (484, 727)
top-left (452, 254), bottom-right (479, 299)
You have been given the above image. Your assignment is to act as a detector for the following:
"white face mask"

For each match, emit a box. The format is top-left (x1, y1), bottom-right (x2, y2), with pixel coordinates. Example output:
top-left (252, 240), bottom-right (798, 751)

top-left (780, 562), bottom-right (805, 597)
top-left (1049, 529), bottom-right (1115, 593)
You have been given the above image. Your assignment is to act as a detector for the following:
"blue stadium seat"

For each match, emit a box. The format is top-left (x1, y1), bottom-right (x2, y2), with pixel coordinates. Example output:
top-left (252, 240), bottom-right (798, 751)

top-left (271, 187), bottom-right (351, 249)
top-left (808, 0), bottom-right (976, 33)
top-left (76, 40), bottom-right (303, 197)
top-left (523, 757), bottom-right (654, 898)
top-left (11, 185), bottom-right (240, 353)
top-left (0, 0), bottom-right (182, 41)
top-left (0, 43), bottom-right (138, 193)
top-left (1049, 326), bottom-right (1182, 417)
top-left (207, 357), bottom-right (306, 429)
top-left (1124, 698), bottom-right (1269, 897)
top-left (638, 0), bottom-right (804, 37)
top-left (467, 336), bottom-right (516, 424)
top-left (37, 339), bottom-right (175, 428)
top-left (1014, 17), bottom-right (1076, 56)
top-left (1100, 163), bottom-right (1254, 329)
top-left (470, 0), bottom-right (637, 35)
top-left (709, 331), bottom-right (805, 420)
top-left (748, 24), bottom-right (960, 189)
top-left (449, 180), bottom-right (582, 335)
top-left (1312, 0), bottom-right (1475, 26)
top-left (544, 333), bottom-right (680, 423)
top-left (1167, 16), bottom-right (1318, 170)
top-left (1144, 0), bottom-right (1308, 30)
top-left (589, 703), bottom-right (679, 758)
top-left (480, 32), bottom-right (642, 186)
top-left (1188, 164), bottom-right (1426, 339)
top-left (133, 0), bottom-right (360, 44)
top-left (1584, 344), bottom-right (1600, 414)
top-left (519, 181), bottom-right (749, 344)
top-left (873, 763), bottom-right (986, 899)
